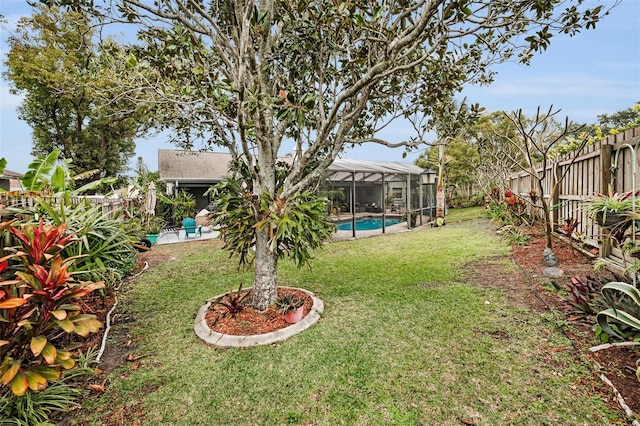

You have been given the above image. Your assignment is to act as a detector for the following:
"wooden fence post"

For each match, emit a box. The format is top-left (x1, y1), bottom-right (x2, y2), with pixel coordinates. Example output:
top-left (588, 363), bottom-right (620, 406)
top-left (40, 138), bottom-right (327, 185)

top-left (551, 162), bottom-right (559, 232)
top-left (599, 142), bottom-right (613, 258)
top-left (600, 142), bottom-right (612, 194)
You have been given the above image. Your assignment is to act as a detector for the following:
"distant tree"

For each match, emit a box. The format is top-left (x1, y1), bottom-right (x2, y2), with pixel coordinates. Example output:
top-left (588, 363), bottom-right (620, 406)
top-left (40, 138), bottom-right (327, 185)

top-left (597, 103), bottom-right (640, 135)
top-left (3, 5), bottom-right (146, 180)
top-left (111, 0), bottom-right (611, 310)
top-left (417, 138), bottom-right (480, 206)
top-left (416, 100), bottom-right (481, 210)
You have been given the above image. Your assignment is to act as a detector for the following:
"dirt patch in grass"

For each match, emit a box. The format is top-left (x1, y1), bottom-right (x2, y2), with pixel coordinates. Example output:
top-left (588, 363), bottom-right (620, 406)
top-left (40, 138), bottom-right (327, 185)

top-left (464, 225), bottom-right (639, 418)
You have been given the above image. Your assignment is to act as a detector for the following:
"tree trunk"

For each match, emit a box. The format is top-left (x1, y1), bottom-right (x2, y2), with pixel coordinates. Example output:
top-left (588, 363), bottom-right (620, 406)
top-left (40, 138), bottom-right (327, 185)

top-left (250, 225), bottom-right (278, 311)
top-left (541, 198), bottom-right (553, 249)
top-left (436, 144), bottom-right (446, 225)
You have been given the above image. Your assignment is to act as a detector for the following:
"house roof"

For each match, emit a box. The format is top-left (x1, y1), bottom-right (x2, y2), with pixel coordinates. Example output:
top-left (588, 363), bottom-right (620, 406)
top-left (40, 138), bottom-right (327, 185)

top-left (328, 158), bottom-right (428, 183)
top-left (158, 149), bottom-right (426, 184)
top-left (1, 169), bottom-right (24, 179)
top-left (158, 149), bottom-right (234, 183)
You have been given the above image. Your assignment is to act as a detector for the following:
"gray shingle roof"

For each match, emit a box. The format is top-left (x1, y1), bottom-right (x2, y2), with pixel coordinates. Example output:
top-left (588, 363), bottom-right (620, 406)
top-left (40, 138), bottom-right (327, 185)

top-left (158, 150), bottom-right (427, 184)
top-left (158, 150), bottom-right (234, 182)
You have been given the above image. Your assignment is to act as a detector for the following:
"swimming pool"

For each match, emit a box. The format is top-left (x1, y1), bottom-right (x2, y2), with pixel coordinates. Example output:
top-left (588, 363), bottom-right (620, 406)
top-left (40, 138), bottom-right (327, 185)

top-left (336, 216), bottom-right (402, 231)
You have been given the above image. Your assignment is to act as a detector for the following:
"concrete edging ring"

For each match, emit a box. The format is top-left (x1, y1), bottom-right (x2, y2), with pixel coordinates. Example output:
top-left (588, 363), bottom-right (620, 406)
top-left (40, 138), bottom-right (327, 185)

top-left (194, 286), bottom-right (324, 347)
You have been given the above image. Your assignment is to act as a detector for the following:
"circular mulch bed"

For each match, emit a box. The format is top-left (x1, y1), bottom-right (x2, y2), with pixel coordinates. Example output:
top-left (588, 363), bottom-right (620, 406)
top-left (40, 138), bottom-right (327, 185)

top-left (204, 287), bottom-right (313, 335)
top-left (194, 286), bottom-right (324, 347)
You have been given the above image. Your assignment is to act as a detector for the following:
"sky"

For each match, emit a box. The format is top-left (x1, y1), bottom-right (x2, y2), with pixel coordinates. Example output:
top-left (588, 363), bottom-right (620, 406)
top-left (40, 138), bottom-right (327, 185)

top-left (0, 0), bottom-right (639, 174)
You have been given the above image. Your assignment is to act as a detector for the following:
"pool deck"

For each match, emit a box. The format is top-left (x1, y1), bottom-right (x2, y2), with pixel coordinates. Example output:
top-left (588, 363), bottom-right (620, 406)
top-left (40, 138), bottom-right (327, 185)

top-left (149, 212), bottom-right (431, 246)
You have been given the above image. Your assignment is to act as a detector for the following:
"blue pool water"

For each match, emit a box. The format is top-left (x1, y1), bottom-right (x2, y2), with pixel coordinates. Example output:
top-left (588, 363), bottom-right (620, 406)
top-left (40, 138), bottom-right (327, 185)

top-left (337, 217), bottom-right (401, 231)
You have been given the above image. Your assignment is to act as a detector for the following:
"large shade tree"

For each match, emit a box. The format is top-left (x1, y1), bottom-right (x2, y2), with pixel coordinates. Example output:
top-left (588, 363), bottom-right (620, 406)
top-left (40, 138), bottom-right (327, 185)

top-left (107, 0), bottom-right (612, 309)
top-left (3, 5), bottom-right (146, 181)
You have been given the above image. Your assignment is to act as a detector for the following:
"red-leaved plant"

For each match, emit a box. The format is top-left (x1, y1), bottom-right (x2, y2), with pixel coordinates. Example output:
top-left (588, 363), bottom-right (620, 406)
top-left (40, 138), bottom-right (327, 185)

top-left (0, 220), bottom-right (104, 396)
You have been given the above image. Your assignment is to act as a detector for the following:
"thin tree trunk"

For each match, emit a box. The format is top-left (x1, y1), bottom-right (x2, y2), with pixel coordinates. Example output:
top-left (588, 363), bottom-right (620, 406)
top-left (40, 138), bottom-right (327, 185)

top-left (540, 197), bottom-right (553, 250)
top-left (436, 144), bottom-right (446, 225)
top-left (251, 226), bottom-right (278, 311)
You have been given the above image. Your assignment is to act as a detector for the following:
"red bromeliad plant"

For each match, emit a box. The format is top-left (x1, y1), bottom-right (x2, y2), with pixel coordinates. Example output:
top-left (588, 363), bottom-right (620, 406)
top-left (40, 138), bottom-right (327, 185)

top-left (0, 220), bottom-right (104, 396)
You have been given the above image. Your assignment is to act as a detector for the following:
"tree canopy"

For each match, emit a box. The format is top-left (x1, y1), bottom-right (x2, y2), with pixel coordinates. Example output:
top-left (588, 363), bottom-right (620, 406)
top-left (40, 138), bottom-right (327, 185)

top-left (3, 4), bottom-right (147, 180)
top-left (98, 0), bottom-right (613, 308)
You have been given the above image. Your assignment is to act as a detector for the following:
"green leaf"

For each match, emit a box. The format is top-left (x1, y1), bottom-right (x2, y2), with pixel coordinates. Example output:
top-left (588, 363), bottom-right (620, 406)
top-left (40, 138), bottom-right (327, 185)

top-left (22, 149), bottom-right (60, 191)
top-left (126, 52), bottom-right (138, 68)
top-left (51, 165), bottom-right (66, 192)
top-left (56, 319), bottom-right (75, 333)
top-left (30, 335), bottom-right (47, 356)
top-left (1, 359), bottom-right (21, 384)
top-left (30, 365), bottom-right (61, 381)
top-left (597, 308), bottom-right (640, 339)
top-left (42, 342), bottom-right (57, 365)
top-left (10, 371), bottom-right (28, 396)
top-left (24, 369), bottom-right (47, 391)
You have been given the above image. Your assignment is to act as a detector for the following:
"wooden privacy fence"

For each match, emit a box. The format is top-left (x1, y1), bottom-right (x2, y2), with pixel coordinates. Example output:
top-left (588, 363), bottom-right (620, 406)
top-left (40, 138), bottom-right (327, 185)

top-left (0, 192), bottom-right (133, 221)
top-left (508, 125), bottom-right (640, 266)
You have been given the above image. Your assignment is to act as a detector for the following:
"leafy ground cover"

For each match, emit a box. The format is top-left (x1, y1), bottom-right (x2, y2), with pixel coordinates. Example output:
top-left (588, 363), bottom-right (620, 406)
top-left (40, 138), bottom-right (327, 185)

top-left (64, 208), bottom-right (631, 425)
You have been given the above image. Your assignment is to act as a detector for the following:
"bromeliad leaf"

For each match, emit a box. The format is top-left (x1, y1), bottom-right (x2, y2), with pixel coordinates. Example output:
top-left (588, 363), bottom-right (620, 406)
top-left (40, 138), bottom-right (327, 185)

top-left (596, 281), bottom-right (640, 339)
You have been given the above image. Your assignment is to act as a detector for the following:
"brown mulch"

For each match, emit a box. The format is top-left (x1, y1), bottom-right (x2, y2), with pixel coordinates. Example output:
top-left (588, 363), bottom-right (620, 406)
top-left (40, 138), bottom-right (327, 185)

top-left (204, 287), bottom-right (313, 335)
top-left (505, 227), bottom-right (640, 417)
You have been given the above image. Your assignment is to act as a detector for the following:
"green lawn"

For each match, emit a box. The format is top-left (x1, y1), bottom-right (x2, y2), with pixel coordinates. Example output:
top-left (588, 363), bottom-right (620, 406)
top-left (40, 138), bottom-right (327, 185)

top-left (78, 207), bottom-right (621, 425)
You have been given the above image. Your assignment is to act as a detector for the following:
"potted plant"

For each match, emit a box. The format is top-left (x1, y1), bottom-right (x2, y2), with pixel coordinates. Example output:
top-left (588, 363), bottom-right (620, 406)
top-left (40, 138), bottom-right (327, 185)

top-left (145, 217), bottom-right (165, 244)
top-left (275, 293), bottom-right (304, 324)
top-left (583, 186), bottom-right (636, 230)
top-left (385, 194), bottom-right (394, 213)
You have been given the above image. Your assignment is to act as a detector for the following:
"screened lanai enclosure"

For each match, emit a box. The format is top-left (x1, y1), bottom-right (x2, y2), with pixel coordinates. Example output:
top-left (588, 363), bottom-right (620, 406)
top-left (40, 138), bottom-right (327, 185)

top-left (326, 159), bottom-right (437, 237)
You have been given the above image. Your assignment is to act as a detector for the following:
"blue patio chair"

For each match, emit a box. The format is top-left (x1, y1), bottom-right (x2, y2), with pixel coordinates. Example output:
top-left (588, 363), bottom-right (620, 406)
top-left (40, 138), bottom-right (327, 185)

top-left (182, 218), bottom-right (202, 239)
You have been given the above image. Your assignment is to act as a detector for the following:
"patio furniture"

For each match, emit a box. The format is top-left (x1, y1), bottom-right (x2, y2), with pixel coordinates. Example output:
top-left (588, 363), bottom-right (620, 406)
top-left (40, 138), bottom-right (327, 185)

top-left (182, 218), bottom-right (202, 239)
top-left (162, 227), bottom-right (181, 240)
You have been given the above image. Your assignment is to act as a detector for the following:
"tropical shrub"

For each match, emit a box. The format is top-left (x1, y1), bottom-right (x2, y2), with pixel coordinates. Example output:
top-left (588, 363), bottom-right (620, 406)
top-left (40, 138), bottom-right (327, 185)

top-left (498, 224), bottom-right (530, 246)
top-left (563, 275), bottom-right (607, 316)
top-left (211, 160), bottom-right (335, 269)
top-left (168, 190), bottom-right (196, 225)
top-left (12, 198), bottom-right (136, 290)
top-left (485, 201), bottom-right (510, 225)
top-left (597, 281), bottom-right (640, 341)
top-left (0, 221), bottom-right (104, 397)
top-left (0, 363), bottom-right (94, 425)
top-left (275, 293), bottom-right (303, 315)
top-left (212, 283), bottom-right (250, 316)
top-left (463, 191), bottom-right (486, 208)
top-left (582, 186), bottom-right (636, 226)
